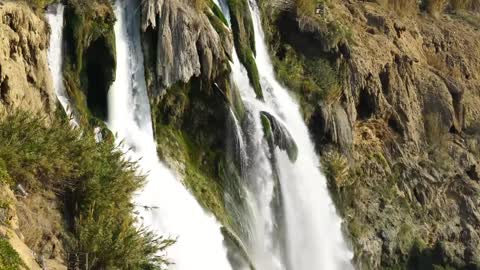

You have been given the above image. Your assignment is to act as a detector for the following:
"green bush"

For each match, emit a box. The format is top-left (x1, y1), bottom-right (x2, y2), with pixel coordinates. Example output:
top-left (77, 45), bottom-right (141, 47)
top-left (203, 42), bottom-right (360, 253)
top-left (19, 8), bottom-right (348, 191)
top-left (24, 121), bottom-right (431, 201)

top-left (0, 112), bottom-right (172, 269)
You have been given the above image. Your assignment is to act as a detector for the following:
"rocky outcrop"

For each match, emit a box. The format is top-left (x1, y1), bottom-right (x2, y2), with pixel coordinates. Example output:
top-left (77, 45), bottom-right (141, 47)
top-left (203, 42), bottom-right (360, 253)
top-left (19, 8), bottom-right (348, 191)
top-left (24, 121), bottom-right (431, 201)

top-left (260, 0), bottom-right (480, 268)
top-left (0, 183), bottom-right (66, 270)
top-left (260, 111), bottom-right (298, 162)
top-left (141, 0), bottom-right (232, 95)
top-left (63, 0), bottom-right (116, 121)
top-left (0, 1), bottom-right (55, 117)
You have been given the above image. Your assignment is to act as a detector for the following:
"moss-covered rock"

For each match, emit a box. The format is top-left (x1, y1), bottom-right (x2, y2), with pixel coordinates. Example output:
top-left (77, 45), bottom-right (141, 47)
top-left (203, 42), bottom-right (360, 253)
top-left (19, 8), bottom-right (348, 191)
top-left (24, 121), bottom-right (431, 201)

top-left (260, 111), bottom-right (298, 162)
top-left (63, 0), bottom-right (116, 123)
top-left (152, 78), bottom-right (232, 225)
top-left (227, 0), bottom-right (263, 99)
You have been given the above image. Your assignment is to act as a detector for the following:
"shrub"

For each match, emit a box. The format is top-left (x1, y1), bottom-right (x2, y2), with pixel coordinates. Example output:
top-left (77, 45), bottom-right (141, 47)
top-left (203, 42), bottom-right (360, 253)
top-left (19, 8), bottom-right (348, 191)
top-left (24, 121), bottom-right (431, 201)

top-left (0, 112), bottom-right (172, 269)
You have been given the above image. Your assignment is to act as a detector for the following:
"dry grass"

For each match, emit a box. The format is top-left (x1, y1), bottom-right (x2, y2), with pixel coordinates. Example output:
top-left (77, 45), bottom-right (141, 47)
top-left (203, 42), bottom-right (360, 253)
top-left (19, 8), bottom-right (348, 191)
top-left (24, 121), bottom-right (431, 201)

top-left (451, 0), bottom-right (480, 10)
top-left (191, 0), bottom-right (205, 11)
top-left (424, 0), bottom-right (447, 17)
top-left (296, 0), bottom-right (317, 16)
top-left (322, 151), bottom-right (352, 189)
top-left (377, 0), bottom-right (419, 16)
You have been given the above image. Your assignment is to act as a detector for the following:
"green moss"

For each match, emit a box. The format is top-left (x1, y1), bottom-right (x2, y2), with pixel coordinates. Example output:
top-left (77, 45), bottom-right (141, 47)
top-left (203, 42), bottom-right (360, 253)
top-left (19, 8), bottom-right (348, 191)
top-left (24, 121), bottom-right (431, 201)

top-left (24, 0), bottom-right (56, 11)
top-left (261, 113), bottom-right (273, 141)
top-left (0, 159), bottom-right (12, 187)
top-left (209, 0), bottom-right (229, 26)
top-left (153, 79), bottom-right (234, 226)
top-left (0, 238), bottom-right (24, 270)
top-left (63, 0), bottom-right (116, 123)
top-left (156, 125), bottom-right (230, 226)
top-left (272, 46), bottom-right (342, 119)
top-left (228, 0), bottom-right (263, 99)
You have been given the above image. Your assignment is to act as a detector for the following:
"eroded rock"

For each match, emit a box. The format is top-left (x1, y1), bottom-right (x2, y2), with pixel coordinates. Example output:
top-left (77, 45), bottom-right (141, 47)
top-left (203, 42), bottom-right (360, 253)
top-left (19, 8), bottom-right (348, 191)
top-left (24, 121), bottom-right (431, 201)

top-left (141, 0), bottom-right (232, 94)
top-left (0, 2), bottom-right (54, 117)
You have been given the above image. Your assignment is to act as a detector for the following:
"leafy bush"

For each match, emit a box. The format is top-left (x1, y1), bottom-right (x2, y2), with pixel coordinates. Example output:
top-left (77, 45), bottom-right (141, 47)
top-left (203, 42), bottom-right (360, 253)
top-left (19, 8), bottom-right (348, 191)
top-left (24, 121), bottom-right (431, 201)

top-left (0, 112), bottom-right (172, 269)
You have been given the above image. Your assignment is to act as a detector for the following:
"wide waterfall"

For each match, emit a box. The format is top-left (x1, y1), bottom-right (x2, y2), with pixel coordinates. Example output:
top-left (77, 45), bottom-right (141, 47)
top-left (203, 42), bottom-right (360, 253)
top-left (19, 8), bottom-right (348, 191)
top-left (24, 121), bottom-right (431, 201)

top-left (47, 0), bottom-right (353, 268)
top-left (106, 1), bottom-right (233, 269)
top-left (219, 0), bottom-right (354, 269)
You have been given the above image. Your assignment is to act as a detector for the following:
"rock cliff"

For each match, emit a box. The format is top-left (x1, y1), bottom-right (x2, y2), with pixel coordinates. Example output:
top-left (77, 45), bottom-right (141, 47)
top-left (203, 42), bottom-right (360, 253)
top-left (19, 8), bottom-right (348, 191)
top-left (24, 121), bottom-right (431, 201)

top-left (260, 0), bottom-right (480, 268)
top-left (141, 0), bottom-right (233, 95)
top-left (0, 1), bottom-right (55, 117)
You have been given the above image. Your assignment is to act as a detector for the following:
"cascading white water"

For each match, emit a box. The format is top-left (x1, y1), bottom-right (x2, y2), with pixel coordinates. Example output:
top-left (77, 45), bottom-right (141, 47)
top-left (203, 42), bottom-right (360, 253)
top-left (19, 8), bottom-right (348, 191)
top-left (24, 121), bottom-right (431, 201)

top-left (107, 1), bottom-right (233, 269)
top-left (46, 4), bottom-right (78, 127)
top-left (218, 0), bottom-right (354, 269)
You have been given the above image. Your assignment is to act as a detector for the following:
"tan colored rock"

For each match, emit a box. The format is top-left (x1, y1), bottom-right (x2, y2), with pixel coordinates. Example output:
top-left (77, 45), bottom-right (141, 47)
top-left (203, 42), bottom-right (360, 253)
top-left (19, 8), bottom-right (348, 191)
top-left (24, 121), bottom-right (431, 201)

top-left (142, 0), bottom-right (232, 92)
top-left (0, 1), bottom-right (55, 117)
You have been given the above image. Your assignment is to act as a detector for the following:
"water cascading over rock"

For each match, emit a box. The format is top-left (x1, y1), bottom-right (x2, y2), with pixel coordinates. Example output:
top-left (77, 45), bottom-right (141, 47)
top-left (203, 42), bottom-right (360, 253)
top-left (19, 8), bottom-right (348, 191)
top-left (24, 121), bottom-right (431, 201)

top-left (217, 0), bottom-right (355, 269)
top-left (107, 0), bottom-right (233, 269)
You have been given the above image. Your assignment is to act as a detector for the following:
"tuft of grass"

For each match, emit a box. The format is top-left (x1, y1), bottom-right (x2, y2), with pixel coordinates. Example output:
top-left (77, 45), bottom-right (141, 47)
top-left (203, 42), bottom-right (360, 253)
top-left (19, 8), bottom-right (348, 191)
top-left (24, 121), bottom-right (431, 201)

top-left (377, 0), bottom-right (419, 16)
top-left (0, 238), bottom-right (24, 270)
top-left (0, 112), bottom-right (172, 269)
top-left (273, 46), bottom-right (342, 118)
top-left (423, 0), bottom-right (447, 17)
top-left (321, 151), bottom-right (352, 189)
top-left (450, 0), bottom-right (480, 11)
top-left (296, 0), bottom-right (317, 16)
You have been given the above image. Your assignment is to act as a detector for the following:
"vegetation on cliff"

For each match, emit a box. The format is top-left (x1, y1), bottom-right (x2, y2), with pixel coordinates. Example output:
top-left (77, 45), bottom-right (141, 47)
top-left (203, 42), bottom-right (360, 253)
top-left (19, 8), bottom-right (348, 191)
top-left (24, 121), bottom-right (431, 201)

top-left (153, 78), bottom-right (232, 226)
top-left (0, 112), bottom-right (171, 269)
top-left (258, 0), bottom-right (480, 269)
top-left (227, 0), bottom-right (263, 99)
top-left (0, 238), bottom-right (24, 270)
top-left (63, 0), bottom-right (116, 123)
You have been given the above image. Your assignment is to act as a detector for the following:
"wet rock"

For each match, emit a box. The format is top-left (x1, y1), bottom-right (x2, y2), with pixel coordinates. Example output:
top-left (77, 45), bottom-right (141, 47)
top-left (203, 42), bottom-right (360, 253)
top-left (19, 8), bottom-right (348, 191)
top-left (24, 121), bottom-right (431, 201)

top-left (260, 111), bottom-right (298, 162)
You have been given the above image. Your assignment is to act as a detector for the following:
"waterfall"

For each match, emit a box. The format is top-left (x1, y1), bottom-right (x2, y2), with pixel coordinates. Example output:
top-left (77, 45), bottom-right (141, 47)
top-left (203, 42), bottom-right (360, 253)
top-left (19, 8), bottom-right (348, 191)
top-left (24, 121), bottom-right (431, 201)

top-left (106, 0), bottom-right (233, 269)
top-left (218, 0), bottom-right (354, 269)
top-left (46, 3), bottom-right (78, 127)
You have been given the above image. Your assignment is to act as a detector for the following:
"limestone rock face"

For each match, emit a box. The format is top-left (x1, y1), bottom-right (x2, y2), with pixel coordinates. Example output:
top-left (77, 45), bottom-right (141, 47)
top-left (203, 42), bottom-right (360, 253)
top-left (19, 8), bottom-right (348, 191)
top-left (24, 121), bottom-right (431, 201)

top-left (261, 1), bottom-right (480, 268)
top-left (141, 0), bottom-right (232, 94)
top-left (0, 1), bottom-right (55, 117)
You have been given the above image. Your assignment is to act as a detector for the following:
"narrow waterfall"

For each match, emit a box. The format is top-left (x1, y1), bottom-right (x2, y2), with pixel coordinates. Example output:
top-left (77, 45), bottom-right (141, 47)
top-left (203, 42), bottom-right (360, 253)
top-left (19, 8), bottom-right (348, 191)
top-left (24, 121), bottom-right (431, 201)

top-left (218, 0), bottom-right (354, 269)
top-left (46, 3), bottom-right (78, 127)
top-left (106, 1), bottom-right (233, 269)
